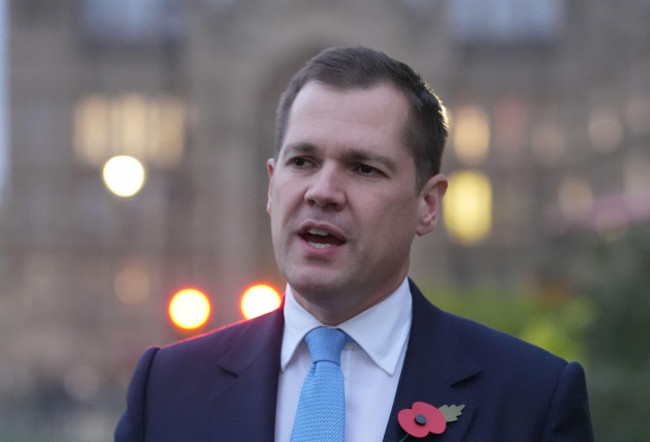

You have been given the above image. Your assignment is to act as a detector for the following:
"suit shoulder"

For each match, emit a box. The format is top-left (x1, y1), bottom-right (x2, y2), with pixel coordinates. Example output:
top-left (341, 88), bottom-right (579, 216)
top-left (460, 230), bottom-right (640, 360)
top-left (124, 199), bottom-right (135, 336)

top-left (410, 281), bottom-right (569, 373)
top-left (157, 308), bottom-right (283, 358)
top-left (443, 309), bottom-right (568, 371)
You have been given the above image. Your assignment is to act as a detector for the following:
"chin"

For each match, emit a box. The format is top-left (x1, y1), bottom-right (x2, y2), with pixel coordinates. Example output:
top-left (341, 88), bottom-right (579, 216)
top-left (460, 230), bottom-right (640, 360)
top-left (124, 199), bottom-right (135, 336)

top-left (287, 271), bottom-right (350, 299)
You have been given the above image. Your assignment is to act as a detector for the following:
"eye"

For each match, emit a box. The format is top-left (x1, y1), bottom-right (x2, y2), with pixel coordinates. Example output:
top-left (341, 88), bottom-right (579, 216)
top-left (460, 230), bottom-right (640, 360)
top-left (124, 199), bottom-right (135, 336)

top-left (289, 157), bottom-right (312, 168)
top-left (354, 164), bottom-right (382, 176)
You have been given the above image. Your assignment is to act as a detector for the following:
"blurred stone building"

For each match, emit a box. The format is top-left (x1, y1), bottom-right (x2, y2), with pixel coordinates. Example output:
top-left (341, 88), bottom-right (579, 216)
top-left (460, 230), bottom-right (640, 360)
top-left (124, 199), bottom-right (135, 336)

top-left (0, 0), bottom-right (649, 439)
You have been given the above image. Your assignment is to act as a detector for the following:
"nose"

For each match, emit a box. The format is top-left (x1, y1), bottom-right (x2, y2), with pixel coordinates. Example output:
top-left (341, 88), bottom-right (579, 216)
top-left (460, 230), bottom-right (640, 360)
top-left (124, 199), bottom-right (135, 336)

top-left (304, 166), bottom-right (345, 210)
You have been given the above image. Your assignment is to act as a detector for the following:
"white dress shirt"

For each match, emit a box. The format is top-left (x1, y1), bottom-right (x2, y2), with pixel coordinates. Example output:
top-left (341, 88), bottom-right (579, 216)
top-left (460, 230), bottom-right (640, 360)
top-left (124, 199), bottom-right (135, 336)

top-left (274, 278), bottom-right (413, 442)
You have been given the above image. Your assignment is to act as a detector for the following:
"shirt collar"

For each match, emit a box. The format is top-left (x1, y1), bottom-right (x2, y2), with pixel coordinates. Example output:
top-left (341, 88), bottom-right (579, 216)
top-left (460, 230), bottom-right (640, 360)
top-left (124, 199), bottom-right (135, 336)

top-left (281, 278), bottom-right (412, 376)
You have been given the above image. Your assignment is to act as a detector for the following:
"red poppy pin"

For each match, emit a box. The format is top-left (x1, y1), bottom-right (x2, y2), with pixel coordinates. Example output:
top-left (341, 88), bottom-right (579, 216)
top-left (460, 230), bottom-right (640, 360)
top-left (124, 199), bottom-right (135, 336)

top-left (398, 402), bottom-right (465, 440)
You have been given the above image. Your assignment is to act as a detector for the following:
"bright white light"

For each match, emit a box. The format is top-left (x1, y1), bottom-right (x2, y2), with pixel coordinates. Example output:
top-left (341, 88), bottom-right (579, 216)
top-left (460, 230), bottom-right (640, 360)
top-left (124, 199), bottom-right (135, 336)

top-left (241, 285), bottom-right (282, 319)
top-left (169, 289), bottom-right (211, 330)
top-left (102, 155), bottom-right (146, 197)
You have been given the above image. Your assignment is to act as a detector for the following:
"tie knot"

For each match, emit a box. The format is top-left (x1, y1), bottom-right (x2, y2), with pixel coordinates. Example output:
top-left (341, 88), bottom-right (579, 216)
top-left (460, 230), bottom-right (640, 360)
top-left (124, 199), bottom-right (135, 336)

top-left (304, 327), bottom-right (348, 364)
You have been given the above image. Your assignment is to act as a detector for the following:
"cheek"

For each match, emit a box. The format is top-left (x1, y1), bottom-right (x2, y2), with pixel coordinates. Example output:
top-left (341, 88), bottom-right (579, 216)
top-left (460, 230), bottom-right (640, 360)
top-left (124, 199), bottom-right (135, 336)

top-left (269, 181), bottom-right (301, 222)
top-left (371, 197), bottom-right (419, 236)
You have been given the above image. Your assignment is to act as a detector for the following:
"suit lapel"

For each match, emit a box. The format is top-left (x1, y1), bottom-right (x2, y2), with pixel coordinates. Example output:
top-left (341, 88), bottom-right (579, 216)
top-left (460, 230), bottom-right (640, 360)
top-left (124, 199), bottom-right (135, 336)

top-left (384, 282), bottom-right (480, 441)
top-left (200, 284), bottom-right (481, 441)
top-left (207, 307), bottom-right (285, 441)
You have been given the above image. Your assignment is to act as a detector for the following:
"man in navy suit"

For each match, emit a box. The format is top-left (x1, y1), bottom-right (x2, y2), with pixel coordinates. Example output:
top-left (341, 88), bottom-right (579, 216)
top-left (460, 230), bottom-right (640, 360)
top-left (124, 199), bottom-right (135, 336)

top-left (115, 46), bottom-right (593, 441)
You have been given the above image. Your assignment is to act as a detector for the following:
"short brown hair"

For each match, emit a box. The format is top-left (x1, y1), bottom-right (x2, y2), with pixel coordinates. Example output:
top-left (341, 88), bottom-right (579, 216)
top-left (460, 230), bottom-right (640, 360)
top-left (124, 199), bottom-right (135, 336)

top-left (275, 46), bottom-right (448, 190)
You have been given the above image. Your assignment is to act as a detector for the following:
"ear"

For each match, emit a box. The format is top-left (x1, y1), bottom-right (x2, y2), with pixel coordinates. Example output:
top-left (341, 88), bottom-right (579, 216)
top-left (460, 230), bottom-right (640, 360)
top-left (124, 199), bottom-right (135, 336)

top-left (416, 174), bottom-right (447, 237)
top-left (266, 158), bottom-right (275, 215)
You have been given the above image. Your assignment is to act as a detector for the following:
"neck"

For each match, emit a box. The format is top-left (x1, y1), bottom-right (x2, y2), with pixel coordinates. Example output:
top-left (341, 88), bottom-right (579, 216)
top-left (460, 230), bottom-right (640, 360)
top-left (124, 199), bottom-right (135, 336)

top-left (291, 281), bottom-right (403, 325)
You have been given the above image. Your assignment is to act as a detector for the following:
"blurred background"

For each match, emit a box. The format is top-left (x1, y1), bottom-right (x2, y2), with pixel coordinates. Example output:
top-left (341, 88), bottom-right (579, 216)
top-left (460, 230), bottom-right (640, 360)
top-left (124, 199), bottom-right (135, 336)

top-left (0, 0), bottom-right (649, 440)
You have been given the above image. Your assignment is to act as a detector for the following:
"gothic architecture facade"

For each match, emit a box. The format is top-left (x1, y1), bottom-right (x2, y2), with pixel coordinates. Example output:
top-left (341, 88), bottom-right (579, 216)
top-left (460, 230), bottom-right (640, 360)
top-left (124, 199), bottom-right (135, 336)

top-left (1, 0), bottom-right (648, 439)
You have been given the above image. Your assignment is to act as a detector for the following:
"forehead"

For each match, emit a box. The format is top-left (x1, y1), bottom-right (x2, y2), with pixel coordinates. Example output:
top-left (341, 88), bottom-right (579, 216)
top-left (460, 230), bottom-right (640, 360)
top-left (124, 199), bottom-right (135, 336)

top-left (283, 82), bottom-right (410, 155)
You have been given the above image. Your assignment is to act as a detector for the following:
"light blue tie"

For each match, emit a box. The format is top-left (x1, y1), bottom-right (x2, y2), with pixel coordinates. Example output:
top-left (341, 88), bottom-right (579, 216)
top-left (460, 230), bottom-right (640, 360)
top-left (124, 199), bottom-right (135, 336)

top-left (291, 327), bottom-right (349, 442)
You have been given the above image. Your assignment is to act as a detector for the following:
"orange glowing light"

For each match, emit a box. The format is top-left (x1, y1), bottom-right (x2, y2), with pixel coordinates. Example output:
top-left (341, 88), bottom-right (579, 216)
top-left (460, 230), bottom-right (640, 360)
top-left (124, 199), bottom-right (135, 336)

top-left (169, 288), bottom-right (211, 330)
top-left (241, 284), bottom-right (282, 320)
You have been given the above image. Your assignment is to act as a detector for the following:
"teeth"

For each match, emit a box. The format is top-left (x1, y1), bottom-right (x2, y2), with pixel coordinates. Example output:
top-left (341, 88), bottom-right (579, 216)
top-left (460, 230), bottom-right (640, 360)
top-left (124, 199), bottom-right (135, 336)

top-left (309, 242), bottom-right (334, 248)
top-left (308, 228), bottom-right (330, 236)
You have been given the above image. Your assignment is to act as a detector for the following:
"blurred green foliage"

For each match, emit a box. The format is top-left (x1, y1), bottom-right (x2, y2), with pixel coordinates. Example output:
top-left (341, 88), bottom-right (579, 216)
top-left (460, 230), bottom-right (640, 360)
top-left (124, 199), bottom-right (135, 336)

top-left (543, 224), bottom-right (650, 442)
top-left (421, 223), bottom-right (650, 441)
top-left (420, 283), bottom-right (594, 364)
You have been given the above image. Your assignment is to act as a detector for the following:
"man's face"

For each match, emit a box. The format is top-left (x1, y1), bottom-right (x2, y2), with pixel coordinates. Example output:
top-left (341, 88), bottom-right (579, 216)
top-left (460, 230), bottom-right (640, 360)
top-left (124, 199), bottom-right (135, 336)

top-left (267, 81), bottom-right (446, 323)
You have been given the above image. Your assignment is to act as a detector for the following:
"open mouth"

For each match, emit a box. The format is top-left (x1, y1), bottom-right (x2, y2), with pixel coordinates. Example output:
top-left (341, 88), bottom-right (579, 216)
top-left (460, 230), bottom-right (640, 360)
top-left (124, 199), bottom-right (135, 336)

top-left (300, 227), bottom-right (346, 249)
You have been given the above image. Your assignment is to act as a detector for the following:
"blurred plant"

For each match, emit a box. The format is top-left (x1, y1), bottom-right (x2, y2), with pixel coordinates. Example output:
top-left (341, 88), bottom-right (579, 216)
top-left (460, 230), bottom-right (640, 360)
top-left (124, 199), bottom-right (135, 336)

top-left (422, 223), bottom-right (650, 440)
top-left (542, 224), bottom-right (650, 442)
top-left (421, 283), bottom-right (593, 363)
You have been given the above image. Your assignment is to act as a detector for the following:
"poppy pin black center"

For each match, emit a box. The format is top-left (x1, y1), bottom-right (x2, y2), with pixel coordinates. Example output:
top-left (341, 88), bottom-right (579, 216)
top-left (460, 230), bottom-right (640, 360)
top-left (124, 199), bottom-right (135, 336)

top-left (415, 414), bottom-right (427, 425)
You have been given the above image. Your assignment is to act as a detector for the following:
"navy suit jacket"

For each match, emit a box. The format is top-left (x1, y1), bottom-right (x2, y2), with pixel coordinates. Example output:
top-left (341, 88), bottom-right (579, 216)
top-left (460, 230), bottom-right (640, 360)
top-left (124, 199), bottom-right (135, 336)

top-left (115, 281), bottom-right (593, 441)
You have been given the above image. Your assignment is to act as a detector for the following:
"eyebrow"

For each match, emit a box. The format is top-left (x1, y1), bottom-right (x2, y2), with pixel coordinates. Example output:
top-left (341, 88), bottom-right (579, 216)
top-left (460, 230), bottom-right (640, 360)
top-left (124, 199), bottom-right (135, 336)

top-left (281, 143), bottom-right (398, 174)
top-left (280, 143), bottom-right (317, 159)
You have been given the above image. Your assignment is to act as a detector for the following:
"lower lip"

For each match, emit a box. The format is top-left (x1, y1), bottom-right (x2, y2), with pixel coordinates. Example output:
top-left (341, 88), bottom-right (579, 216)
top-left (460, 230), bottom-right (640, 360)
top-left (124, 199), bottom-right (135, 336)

top-left (299, 236), bottom-right (345, 257)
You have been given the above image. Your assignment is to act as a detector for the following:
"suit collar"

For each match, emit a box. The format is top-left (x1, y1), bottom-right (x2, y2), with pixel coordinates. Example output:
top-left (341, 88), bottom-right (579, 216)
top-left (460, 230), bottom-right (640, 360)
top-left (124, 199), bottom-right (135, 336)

top-left (282, 278), bottom-right (412, 376)
top-left (214, 308), bottom-right (284, 375)
top-left (407, 280), bottom-right (479, 385)
top-left (204, 283), bottom-right (482, 441)
top-left (383, 281), bottom-right (480, 441)
top-left (208, 307), bottom-right (285, 442)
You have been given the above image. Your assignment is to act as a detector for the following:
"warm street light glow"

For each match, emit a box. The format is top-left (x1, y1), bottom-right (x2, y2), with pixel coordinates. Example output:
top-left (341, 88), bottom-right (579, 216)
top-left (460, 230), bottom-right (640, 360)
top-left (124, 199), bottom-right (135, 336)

top-left (241, 284), bottom-right (281, 320)
top-left (74, 94), bottom-right (186, 168)
top-left (453, 106), bottom-right (490, 165)
top-left (102, 155), bottom-right (146, 197)
top-left (443, 170), bottom-right (492, 244)
top-left (169, 288), bottom-right (211, 330)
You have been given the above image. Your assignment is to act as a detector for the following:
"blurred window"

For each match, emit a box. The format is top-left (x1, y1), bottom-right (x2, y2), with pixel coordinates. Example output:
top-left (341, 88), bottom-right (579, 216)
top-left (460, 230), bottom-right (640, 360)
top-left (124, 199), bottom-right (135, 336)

top-left (443, 170), bottom-right (493, 244)
top-left (448, 0), bottom-right (565, 45)
top-left (624, 151), bottom-right (650, 197)
top-left (452, 105), bottom-right (490, 166)
top-left (588, 107), bottom-right (623, 153)
top-left (80, 0), bottom-right (184, 45)
top-left (74, 93), bottom-right (185, 168)
top-left (12, 0), bottom-right (62, 25)
top-left (558, 176), bottom-right (593, 220)
top-left (493, 97), bottom-right (528, 158)
top-left (531, 120), bottom-right (566, 166)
